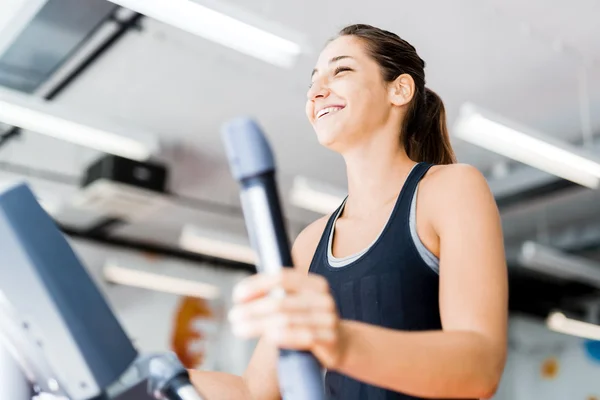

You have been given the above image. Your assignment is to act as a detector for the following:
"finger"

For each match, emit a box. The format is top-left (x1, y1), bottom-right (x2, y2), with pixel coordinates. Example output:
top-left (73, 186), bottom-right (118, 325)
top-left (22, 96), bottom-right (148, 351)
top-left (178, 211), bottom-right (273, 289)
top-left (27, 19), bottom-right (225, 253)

top-left (232, 311), bottom-right (337, 343)
top-left (233, 270), bottom-right (330, 302)
top-left (231, 317), bottom-right (268, 338)
top-left (266, 325), bottom-right (337, 349)
top-left (229, 296), bottom-right (302, 323)
top-left (229, 292), bottom-right (335, 322)
top-left (266, 326), bottom-right (314, 348)
top-left (309, 311), bottom-right (338, 333)
top-left (268, 312), bottom-right (338, 341)
top-left (232, 273), bottom-right (281, 303)
top-left (232, 312), bottom-right (309, 338)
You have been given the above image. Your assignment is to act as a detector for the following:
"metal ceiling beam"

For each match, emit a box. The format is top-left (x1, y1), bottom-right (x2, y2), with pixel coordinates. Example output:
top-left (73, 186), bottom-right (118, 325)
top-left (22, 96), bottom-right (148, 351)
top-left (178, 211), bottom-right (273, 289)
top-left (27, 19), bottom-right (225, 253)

top-left (489, 136), bottom-right (600, 212)
top-left (505, 221), bottom-right (600, 262)
top-left (545, 223), bottom-right (600, 253)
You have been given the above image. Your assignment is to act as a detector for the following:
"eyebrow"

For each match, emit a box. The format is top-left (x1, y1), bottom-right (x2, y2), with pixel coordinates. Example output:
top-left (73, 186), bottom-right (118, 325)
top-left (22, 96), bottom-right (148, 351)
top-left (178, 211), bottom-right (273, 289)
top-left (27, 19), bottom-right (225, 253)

top-left (311, 55), bottom-right (354, 78)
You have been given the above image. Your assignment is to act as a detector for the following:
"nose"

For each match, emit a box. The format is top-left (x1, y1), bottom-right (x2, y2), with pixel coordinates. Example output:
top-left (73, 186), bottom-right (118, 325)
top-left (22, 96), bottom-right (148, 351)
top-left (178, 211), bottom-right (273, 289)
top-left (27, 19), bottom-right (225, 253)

top-left (307, 77), bottom-right (330, 101)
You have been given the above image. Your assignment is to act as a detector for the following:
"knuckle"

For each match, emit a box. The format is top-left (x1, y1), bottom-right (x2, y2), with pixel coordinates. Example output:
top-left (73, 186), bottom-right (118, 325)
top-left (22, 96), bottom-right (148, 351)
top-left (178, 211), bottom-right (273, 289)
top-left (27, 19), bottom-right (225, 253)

top-left (312, 276), bottom-right (329, 292)
top-left (325, 313), bottom-right (337, 328)
top-left (320, 278), bottom-right (330, 292)
top-left (323, 295), bottom-right (336, 311)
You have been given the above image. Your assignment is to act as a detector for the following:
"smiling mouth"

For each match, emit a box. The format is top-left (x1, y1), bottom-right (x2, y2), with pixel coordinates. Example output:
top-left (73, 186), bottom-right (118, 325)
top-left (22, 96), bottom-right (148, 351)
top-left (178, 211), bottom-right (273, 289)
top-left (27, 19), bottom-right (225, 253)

top-left (316, 106), bottom-right (345, 120)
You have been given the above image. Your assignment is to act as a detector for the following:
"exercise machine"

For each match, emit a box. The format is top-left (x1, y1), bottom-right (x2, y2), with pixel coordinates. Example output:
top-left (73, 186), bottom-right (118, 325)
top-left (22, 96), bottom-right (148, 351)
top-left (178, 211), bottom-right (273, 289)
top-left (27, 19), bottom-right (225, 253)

top-left (0, 183), bottom-right (204, 400)
top-left (222, 117), bottom-right (326, 400)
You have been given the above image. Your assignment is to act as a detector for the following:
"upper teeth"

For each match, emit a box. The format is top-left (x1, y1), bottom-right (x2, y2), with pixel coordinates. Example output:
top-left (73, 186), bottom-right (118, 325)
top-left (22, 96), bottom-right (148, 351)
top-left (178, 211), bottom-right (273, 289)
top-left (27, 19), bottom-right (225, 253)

top-left (317, 106), bottom-right (343, 119)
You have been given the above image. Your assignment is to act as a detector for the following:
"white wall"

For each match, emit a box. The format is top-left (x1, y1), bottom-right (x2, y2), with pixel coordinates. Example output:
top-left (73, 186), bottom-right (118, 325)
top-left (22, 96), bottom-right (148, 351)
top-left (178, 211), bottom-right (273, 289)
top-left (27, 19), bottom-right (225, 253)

top-left (494, 315), bottom-right (600, 400)
top-left (69, 237), bottom-right (256, 375)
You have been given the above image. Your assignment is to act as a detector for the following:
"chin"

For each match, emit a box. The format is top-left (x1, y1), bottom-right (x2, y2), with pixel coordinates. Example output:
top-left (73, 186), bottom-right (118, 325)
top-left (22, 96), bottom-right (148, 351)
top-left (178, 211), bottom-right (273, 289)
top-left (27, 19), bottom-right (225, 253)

top-left (312, 116), bottom-right (356, 151)
top-left (315, 128), bottom-right (348, 152)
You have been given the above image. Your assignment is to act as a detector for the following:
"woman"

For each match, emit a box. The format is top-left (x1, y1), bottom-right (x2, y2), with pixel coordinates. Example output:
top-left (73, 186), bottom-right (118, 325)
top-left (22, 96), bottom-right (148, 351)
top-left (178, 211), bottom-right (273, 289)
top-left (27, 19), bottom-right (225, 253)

top-left (190, 23), bottom-right (508, 399)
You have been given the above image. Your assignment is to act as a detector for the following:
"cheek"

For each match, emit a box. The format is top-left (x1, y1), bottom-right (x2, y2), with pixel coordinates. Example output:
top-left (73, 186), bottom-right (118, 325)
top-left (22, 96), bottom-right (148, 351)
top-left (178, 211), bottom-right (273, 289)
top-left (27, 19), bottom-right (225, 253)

top-left (357, 85), bottom-right (389, 117)
top-left (305, 101), bottom-right (314, 122)
top-left (343, 80), bottom-right (380, 108)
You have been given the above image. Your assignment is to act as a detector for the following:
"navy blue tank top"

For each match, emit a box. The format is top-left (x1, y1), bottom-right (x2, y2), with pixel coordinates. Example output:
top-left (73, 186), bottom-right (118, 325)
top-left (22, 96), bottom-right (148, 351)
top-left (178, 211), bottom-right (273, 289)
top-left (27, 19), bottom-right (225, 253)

top-left (308, 162), bottom-right (442, 400)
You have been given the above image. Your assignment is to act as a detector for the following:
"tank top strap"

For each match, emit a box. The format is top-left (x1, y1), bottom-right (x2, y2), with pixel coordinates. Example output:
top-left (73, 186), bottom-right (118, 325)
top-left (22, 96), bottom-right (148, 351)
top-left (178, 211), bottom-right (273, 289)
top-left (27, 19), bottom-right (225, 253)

top-left (390, 162), bottom-right (433, 227)
top-left (308, 196), bottom-right (347, 272)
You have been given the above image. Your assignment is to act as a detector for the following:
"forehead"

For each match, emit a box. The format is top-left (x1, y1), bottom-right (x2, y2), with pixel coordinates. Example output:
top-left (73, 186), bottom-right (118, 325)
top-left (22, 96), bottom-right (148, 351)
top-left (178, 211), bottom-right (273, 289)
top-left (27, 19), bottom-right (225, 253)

top-left (315, 35), bottom-right (367, 66)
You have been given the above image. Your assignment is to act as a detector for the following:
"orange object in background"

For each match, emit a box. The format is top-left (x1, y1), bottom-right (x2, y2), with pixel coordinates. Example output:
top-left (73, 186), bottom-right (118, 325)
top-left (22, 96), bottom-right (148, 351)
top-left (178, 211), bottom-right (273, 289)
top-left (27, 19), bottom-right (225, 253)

top-left (170, 296), bottom-right (214, 369)
top-left (540, 356), bottom-right (560, 380)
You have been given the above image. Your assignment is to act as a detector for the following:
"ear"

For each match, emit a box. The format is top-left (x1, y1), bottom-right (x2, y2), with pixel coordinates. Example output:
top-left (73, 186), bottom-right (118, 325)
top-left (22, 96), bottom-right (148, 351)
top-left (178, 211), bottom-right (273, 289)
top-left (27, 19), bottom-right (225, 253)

top-left (388, 73), bottom-right (415, 107)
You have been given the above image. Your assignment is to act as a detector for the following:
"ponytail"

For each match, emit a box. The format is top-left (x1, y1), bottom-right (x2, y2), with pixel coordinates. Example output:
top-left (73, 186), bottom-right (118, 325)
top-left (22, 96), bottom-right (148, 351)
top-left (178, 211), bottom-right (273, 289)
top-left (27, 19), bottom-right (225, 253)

top-left (402, 87), bottom-right (456, 165)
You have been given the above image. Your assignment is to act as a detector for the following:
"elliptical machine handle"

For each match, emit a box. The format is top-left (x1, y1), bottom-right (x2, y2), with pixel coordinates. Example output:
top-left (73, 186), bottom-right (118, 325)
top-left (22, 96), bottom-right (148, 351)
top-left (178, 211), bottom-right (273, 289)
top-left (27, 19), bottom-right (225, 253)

top-left (221, 117), bottom-right (326, 400)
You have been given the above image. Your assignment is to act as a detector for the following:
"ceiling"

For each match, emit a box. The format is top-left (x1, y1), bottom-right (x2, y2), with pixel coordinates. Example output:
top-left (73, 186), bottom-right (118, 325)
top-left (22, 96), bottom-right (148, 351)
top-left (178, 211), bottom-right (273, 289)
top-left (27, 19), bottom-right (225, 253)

top-left (1, 0), bottom-right (600, 319)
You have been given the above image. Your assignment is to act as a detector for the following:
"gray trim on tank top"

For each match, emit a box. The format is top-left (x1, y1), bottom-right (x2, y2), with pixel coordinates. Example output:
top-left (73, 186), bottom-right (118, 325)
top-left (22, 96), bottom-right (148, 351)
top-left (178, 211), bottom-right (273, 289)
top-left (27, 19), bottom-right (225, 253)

top-left (327, 182), bottom-right (440, 274)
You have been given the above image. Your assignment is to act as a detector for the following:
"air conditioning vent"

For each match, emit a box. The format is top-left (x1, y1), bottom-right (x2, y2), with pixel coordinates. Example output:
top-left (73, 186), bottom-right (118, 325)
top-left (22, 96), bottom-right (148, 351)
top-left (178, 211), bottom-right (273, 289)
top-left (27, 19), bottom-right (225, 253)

top-left (71, 179), bottom-right (168, 220)
top-left (71, 154), bottom-right (169, 220)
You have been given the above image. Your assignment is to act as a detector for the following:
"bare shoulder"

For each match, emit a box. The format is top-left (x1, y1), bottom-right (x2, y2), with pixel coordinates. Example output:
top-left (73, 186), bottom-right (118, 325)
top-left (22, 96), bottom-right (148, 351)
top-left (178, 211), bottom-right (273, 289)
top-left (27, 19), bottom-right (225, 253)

top-left (418, 163), bottom-right (498, 230)
top-left (291, 214), bottom-right (331, 273)
top-left (421, 163), bottom-right (493, 199)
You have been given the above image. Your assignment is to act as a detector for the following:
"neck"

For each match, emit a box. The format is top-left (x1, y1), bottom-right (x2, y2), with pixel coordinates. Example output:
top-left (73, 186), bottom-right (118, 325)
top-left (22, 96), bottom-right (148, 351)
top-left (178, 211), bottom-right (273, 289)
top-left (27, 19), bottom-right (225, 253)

top-left (341, 131), bottom-right (416, 219)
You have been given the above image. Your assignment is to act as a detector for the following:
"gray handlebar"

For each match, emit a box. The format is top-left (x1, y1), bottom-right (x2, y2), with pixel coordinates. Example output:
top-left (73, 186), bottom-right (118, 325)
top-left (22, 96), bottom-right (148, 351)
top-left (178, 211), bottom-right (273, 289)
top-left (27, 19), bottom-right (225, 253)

top-left (222, 117), bottom-right (327, 400)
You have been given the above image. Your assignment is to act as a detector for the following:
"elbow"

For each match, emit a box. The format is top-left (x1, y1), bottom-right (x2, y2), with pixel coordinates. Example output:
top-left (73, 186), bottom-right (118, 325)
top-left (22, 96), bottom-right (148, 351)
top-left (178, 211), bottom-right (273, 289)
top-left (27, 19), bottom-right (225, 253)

top-left (471, 355), bottom-right (506, 399)
top-left (460, 369), bottom-right (501, 399)
top-left (473, 378), bottom-right (500, 400)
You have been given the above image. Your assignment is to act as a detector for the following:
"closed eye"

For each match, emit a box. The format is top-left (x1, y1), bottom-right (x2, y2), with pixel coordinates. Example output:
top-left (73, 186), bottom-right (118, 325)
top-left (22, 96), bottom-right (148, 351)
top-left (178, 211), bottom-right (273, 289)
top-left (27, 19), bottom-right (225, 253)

top-left (334, 66), bottom-right (353, 75)
top-left (308, 66), bottom-right (353, 88)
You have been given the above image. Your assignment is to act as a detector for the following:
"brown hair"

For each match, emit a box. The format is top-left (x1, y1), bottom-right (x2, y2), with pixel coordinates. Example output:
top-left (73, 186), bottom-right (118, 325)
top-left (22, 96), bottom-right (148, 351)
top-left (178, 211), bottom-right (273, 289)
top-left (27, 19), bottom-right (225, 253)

top-left (337, 24), bottom-right (456, 165)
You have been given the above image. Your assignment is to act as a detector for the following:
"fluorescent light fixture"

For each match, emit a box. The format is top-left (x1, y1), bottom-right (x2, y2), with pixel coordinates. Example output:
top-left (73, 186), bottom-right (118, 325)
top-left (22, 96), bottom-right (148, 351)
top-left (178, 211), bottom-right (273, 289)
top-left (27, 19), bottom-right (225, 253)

top-left (290, 176), bottom-right (345, 215)
top-left (547, 311), bottom-right (600, 341)
top-left (0, 0), bottom-right (48, 56)
top-left (103, 261), bottom-right (221, 299)
top-left (453, 102), bottom-right (600, 189)
top-left (518, 241), bottom-right (600, 288)
top-left (0, 87), bottom-right (157, 161)
top-left (180, 224), bottom-right (256, 264)
top-left (106, 0), bottom-right (307, 68)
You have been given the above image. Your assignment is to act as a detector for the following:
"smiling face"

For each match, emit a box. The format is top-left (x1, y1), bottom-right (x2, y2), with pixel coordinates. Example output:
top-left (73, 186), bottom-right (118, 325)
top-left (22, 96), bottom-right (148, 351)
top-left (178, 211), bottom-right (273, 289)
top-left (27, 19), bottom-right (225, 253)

top-left (306, 35), bottom-right (399, 153)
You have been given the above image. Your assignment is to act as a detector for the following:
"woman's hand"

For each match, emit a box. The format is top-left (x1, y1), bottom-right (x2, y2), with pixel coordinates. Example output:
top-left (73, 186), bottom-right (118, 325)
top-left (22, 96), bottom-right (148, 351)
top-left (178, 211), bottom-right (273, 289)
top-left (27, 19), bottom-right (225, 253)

top-left (228, 269), bottom-right (346, 369)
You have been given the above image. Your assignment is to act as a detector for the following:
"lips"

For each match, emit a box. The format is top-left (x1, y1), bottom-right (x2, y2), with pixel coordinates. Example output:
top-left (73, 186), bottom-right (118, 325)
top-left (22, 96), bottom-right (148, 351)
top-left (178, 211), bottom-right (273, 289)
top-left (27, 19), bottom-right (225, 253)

top-left (316, 105), bottom-right (345, 120)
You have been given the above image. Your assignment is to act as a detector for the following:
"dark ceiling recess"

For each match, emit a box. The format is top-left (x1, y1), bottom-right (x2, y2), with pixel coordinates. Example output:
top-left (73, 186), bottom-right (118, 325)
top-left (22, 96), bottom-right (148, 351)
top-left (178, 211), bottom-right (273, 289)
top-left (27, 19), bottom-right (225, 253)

top-left (60, 224), bottom-right (257, 274)
top-left (507, 266), bottom-right (599, 320)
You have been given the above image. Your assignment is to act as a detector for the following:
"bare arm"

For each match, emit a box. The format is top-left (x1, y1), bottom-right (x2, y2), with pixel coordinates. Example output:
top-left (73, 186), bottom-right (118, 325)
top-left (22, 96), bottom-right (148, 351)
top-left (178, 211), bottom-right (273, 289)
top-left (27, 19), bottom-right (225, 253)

top-left (188, 340), bottom-right (277, 400)
top-left (331, 164), bottom-right (508, 398)
top-left (189, 216), bottom-right (329, 399)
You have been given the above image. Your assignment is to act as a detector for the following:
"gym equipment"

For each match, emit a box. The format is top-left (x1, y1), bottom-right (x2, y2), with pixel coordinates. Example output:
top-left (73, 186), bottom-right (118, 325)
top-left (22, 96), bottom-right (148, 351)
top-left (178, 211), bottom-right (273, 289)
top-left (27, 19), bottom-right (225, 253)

top-left (0, 182), bottom-right (204, 400)
top-left (222, 117), bottom-right (326, 400)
